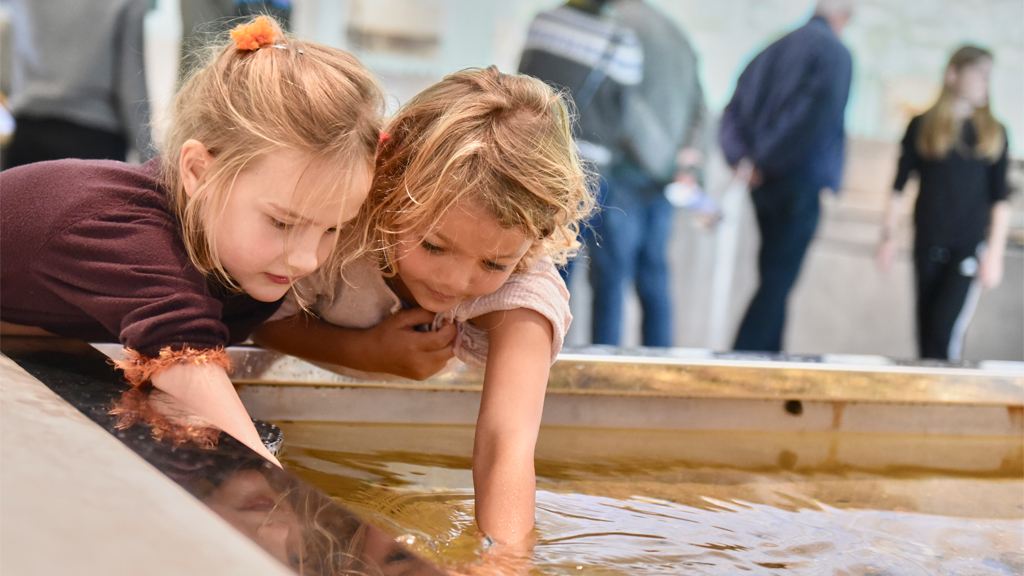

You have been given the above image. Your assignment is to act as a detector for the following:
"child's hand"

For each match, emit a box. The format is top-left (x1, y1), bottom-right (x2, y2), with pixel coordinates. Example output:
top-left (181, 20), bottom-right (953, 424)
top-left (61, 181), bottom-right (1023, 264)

top-left (449, 534), bottom-right (535, 575)
top-left (367, 308), bottom-right (456, 380)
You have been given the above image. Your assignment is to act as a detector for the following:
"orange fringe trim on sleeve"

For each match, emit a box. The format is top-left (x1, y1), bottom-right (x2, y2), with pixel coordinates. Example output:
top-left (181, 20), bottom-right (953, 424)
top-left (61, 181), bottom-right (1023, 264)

top-left (113, 345), bottom-right (232, 386)
top-left (110, 386), bottom-right (222, 449)
top-left (230, 15), bottom-right (277, 51)
top-left (109, 346), bottom-right (233, 449)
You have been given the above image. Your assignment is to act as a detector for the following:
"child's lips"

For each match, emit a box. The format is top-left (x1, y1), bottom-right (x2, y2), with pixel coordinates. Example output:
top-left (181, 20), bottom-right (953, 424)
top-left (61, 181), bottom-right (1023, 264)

top-left (428, 288), bottom-right (457, 302)
top-left (240, 495), bottom-right (276, 512)
top-left (265, 273), bottom-right (294, 285)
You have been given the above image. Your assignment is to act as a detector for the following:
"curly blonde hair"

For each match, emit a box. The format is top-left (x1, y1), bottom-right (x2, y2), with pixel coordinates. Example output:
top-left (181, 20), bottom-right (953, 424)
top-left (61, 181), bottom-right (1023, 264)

top-left (342, 66), bottom-right (594, 277)
top-left (162, 15), bottom-right (383, 290)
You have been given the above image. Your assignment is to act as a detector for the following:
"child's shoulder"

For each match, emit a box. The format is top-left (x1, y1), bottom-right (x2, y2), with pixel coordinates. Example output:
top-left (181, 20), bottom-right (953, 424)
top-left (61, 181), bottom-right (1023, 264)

top-left (3, 158), bottom-right (166, 215)
top-left (2, 158), bottom-right (176, 258)
top-left (280, 254), bottom-right (400, 329)
top-left (448, 256), bottom-right (569, 324)
top-left (448, 256), bottom-right (572, 367)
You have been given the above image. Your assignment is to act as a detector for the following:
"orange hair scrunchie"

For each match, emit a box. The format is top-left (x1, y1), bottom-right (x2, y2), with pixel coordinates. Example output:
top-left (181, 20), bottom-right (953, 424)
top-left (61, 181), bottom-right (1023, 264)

top-left (230, 15), bottom-right (276, 51)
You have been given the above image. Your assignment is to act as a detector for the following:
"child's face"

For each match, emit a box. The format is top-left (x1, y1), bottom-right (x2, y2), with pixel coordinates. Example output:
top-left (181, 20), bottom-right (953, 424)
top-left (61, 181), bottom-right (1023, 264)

top-left (202, 468), bottom-right (306, 568)
top-left (215, 149), bottom-right (372, 302)
top-left (392, 200), bottom-right (533, 314)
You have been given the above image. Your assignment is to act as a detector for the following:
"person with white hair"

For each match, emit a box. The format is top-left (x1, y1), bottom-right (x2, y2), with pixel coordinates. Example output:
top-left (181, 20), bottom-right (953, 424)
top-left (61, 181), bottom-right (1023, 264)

top-left (719, 0), bottom-right (854, 353)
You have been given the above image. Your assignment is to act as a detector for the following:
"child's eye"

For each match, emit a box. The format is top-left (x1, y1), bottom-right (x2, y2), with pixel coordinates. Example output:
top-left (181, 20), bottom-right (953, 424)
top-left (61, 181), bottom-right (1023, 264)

top-left (269, 216), bottom-right (290, 230)
top-left (325, 226), bottom-right (338, 235)
top-left (422, 241), bottom-right (445, 254)
top-left (385, 550), bottom-right (412, 564)
top-left (485, 261), bottom-right (507, 272)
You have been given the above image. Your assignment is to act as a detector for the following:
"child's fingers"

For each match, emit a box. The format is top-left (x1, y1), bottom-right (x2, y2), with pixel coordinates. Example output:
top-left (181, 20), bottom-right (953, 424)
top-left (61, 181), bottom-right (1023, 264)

top-left (403, 345), bottom-right (455, 380)
top-left (392, 307), bottom-right (437, 328)
top-left (424, 321), bottom-right (457, 349)
top-left (422, 347), bottom-right (455, 373)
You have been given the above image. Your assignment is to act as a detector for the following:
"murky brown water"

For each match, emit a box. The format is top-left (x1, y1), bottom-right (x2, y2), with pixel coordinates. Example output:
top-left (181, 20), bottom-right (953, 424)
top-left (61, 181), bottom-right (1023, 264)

top-left (276, 422), bottom-right (1024, 575)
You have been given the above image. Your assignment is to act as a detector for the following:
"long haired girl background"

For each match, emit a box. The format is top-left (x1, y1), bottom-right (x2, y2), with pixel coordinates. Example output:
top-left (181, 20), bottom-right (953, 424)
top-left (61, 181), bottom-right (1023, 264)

top-left (877, 45), bottom-right (1011, 360)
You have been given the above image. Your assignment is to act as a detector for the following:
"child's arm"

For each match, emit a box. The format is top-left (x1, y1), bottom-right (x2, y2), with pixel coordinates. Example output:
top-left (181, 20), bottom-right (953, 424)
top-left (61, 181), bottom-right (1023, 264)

top-left (470, 308), bottom-right (553, 545)
top-left (253, 309), bottom-right (457, 380)
top-left (150, 361), bottom-right (281, 465)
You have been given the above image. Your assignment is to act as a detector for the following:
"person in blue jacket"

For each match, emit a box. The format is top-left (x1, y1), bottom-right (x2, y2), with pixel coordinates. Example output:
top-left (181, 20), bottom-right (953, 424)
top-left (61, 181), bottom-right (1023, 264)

top-left (719, 0), bottom-right (854, 353)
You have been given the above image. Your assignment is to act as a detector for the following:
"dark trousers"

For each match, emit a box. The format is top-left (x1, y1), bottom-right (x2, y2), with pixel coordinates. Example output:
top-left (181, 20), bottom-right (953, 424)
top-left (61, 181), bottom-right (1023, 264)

top-left (588, 166), bottom-right (676, 347)
top-left (734, 174), bottom-right (822, 352)
top-left (6, 117), bottom-right (126, 169)
top-left (914, 243), bottom-right (981, 360)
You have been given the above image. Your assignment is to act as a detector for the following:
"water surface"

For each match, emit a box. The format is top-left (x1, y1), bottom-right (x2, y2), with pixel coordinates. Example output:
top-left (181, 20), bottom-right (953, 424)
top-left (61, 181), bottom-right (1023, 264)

top-left (277, 422), bottom-right (1023, 575)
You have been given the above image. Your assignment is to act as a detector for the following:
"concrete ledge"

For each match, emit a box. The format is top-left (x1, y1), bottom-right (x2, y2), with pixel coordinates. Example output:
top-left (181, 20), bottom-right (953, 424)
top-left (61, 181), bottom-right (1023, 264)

top-left (237, 384), bottom-right (1022, 437)
top-left (0, 355), bottom-right (294, 576)
top-left (88, 343), bottom-right (1024, 406)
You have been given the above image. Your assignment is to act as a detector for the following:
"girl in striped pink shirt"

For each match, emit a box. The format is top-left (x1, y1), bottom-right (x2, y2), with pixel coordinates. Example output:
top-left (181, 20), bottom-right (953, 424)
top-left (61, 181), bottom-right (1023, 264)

top-left (254, 67), bottom-right (594, 547)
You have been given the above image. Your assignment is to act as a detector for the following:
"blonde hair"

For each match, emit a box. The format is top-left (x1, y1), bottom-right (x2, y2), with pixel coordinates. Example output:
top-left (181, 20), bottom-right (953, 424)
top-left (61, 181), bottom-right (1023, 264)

top-left (345, 66), bottom-right (594, 277)
top-left (918, 45), bottom-right (1004, 162)
top-left (162, 15), bottom-right (383, 289)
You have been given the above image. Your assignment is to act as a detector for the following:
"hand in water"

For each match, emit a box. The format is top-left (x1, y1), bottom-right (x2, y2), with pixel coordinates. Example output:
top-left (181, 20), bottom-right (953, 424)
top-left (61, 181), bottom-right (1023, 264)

top-left (449, 533), bottom-right (535, 576)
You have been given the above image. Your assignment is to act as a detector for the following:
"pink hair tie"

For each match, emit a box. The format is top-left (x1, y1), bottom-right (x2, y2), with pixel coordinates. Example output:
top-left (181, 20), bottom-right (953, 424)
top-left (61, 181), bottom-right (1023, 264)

top-left (379, 131), bottom-right (391, 143)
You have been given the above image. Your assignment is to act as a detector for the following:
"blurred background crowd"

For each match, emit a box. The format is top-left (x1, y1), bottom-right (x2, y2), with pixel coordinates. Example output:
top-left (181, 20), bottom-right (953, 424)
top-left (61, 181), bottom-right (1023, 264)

top-left (1, 0), bottom-right (1021, 361)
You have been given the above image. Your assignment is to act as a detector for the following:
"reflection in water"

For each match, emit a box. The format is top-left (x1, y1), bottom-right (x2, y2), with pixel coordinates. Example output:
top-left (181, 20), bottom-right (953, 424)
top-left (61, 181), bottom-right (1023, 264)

top-left (202, 468), bottom-right (305, 566)
top-left (279, 424), bottom-right (1024, 576)
top-left (5, 349), bottom-right (444, 576)
top-left (190, 460), bottom-right (443, 576)
top-left (127, 409), bottom-right (446, 576)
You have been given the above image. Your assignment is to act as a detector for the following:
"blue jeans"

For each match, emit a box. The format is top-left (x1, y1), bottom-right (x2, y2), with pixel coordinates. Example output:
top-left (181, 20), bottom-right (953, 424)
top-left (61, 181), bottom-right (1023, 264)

top-left (733, 173), bottom-right (822, 352)
top-left (588, 167), bottom-right (676, 347)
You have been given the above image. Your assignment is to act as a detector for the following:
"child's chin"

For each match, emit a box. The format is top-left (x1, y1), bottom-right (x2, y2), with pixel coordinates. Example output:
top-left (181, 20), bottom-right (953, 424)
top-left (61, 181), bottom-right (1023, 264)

top-left (419, 298), bottom-right (458, 315)
top-left (248, 285), bottom-right (290, 303)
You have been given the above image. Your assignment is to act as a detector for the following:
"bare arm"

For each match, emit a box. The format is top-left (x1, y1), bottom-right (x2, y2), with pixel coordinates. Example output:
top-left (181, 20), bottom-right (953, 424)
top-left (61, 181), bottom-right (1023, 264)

top-left (470, 308), bottom-right (552, 545)
top-left (877, 190), bottom-right (904, 273)
top-left (150, 362), bottom-right (280, 465)
top-left (252, 309), bottom-right (456, 381)
top-left (980, 200), bottom-right (1011, 288)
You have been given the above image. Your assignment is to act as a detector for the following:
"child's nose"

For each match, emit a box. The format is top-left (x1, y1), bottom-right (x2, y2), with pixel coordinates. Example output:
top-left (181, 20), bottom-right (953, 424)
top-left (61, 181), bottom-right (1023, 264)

top-left (285, 236), bottom-right (320, 277)
top-left (441, 262), bottom-right (480, 294)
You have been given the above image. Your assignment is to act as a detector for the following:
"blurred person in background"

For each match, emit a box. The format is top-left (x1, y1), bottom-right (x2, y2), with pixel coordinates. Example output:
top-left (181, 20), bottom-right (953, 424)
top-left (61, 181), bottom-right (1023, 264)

top-left (3, 0), bottom-right (153, 167)
top-left (179, 0), bottom-right (291, 83)
top-left (519, 0), bottom-right (707, 348)
top-left (518, 0), bottom-right (643, 283)
top-left (877, 46), bottom-right (1010, 361)
top-left (719, 0), bottom-right (853, 353)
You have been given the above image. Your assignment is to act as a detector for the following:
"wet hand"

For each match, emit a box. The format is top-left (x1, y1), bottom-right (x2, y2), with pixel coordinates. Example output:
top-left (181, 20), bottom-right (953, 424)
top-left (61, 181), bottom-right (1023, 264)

top-left (367, 307), bottom-right (456, 380)
top-left (449, 534), bottom-right (535, 576)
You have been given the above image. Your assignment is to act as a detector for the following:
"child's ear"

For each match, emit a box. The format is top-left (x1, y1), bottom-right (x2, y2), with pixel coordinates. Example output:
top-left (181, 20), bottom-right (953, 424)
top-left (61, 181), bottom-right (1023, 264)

top-left (180, 139), bottom-right (213, 199)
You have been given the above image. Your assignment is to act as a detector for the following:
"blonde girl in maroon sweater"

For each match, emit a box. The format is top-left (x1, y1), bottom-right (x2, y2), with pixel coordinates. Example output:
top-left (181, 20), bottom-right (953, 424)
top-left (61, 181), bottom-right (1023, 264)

top-left (0, 16), bottom-right (382, 463)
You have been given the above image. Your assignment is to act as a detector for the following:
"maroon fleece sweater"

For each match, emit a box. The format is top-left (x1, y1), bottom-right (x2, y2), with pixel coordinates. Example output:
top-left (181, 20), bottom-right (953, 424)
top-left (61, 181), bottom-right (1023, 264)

top-left (1, 159), bottom-right (281, 357)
